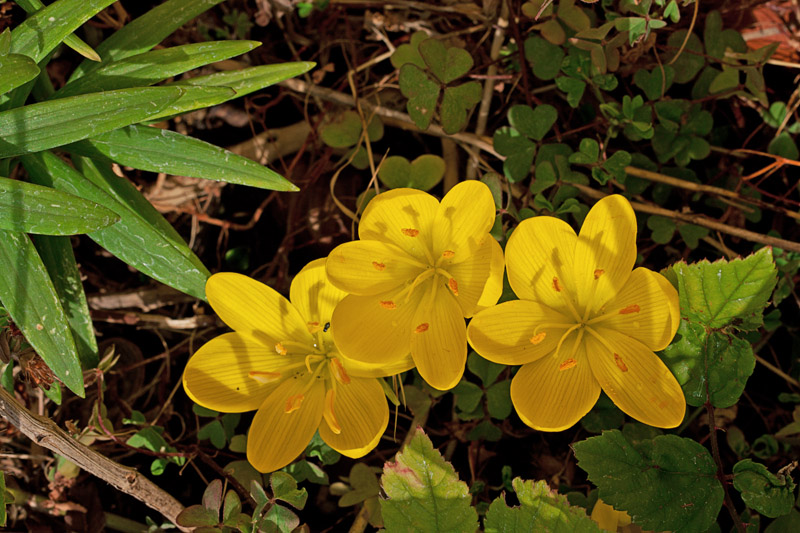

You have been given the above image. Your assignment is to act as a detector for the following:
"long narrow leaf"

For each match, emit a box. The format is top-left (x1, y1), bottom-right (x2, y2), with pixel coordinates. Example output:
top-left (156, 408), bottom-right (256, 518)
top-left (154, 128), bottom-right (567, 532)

top-left (0, 86), bottom-right (183, 157)
top-left (0, 230), bottom-right (84, 396)
top-left (0, 176), bottom-right (118, 235)
top-left (10, 0), bottom-right (116, 63)
top-left (69, 0), bottom-right (226, 81)
top-left (21, 152), bottom-right (210, 300)
top-left (32, 235), bottom-right (99, 368)
top-left (14, 0), bottom-right (100, 61)
top-left (144, 86), bottom-right (235, 122)
top-left (171, 62), bottom-right (316, 99)
top-left (0, 54), bottom-right (40, 95)
top-left (53, 41), bottom-right (260, 99)
top-left (67, 124), bottom-right (299, 191)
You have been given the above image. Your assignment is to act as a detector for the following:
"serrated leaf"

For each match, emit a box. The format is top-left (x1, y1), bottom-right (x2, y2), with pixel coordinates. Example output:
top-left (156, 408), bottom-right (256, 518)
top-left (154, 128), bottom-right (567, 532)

top-left (0, 54), bottom-right (40, 95)
top-left (669, 248), bottom-right (777, 329)
top-left (380, 428), bottom-right (478, 533)
top-left (732, 459), bottom-right (795, 518)
top-left (662, 321), bottom-right (755, 408)
top-left (69, 0), bottom-right (226, 81)
top-left (10, 0), bottom-right (116, 63)
top-left (399, 64), bottom-right (440, 131)
top-left (0, 87), bottom-right (182, 158)
top-left (32, 235), bottom-right (99, 368)
top-left (66, 124), bottom-right (298, 192)
top-left (0, 176), bottom-right (118, 235)
top-left (572, 430), bottom-right (723, 533)
top-left (484, 478), bottom-right (601, 533)
top-left (378, 155), bottom-right (445, 191)
top-left (53, 41), bottom-right (259, 99)
top-left (0, 231), bottom-right (84, 396)
top-left (271, 471), bottom-right (308, 509)
top-left (22, 152), bottom-right (209, 299)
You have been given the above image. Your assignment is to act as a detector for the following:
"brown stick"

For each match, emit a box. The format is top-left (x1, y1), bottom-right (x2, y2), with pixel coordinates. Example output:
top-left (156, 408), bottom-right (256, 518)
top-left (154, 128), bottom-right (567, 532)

top-left (0, 386), bottom-right (189, 531)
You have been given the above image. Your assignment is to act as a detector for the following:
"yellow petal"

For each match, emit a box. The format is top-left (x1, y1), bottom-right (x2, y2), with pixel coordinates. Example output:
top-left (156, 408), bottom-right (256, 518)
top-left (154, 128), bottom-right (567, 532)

top-left (331, 288), bottom-right (423, 365)
top-left (597, 268), bottom-right (678, 351)
top-left (591, 499), bottom-right (622, 532)
top-left (342, 353), bottom-right (416, 378)
top-left (468, 300), bottom-right (573, 365)
top-left (474, 237), bottom-right (505, 313)
top-left (510, 334), bottom-right (601, 431)
top-left (446, 236), bottom-right (494, 318)
top-left (586, 327), bottom-right (686, 429)
top-left (432, 181), bottom-right (496, 261)
top-left (410, 280), bottom-right (467, 390)
top-left (247, 376), bottom-right (324, 473)
top-left (359, 188), bottom-right (439, 261)
top-left (653, 269), bottom-right (680, 342)
top-left (183, 332), bottom-right (287, 412)
top-left (290, 258), bottom-right (347, 328)
top-left (326, 240), bottom-right (425, 296)
top-left (206, 272), bottom-right (313, 346)
top-left (573, 195), bottom-right (637, 315)
top-left (505, 215), bottom-right (580, 318)
top-left (319, 377), bottom-right (389, 458)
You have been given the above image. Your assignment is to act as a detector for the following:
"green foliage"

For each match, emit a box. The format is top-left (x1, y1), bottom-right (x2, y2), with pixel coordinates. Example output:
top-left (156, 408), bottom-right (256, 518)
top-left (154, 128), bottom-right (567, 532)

top-left (732, 460), bottom-right (796, 518)
top-left (378, 155), bottom-right (445, 191)
top-left (126, 427), bottom-right (185, 475)
top-left (573, 430), bottom-right (724, 532)
top-left (493, 104), bottom-right (557, 182)
top-left (381, 428), bottom-right (479, 532)
top-left (484, 478), bottom-right (601, 532)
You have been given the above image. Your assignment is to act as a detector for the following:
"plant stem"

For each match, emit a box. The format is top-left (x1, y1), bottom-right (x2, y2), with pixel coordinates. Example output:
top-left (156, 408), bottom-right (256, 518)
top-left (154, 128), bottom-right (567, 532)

top-left (705, 401), bottom-right (745, 533)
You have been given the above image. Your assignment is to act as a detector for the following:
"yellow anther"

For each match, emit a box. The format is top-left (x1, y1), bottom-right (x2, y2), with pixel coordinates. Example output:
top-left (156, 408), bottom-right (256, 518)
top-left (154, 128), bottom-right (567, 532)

top-left (619, 304), bottom-right (641, 315)
top-left (401, 228), bottom-right (420, 237)
top-left (442, 250), bottom-right (455, 259)
top-left (330, 358), bottom-right (351, 385)
top-left (275, 342), bottom-right (287, 356)
top-left (448, 278), bottom-right (459, 296)
top-left (559, 358), bottom-right (577, 371)
top-left (372, 261), bottom-right (386, 271)
top-left (379, 300), bottom-right (396, 309)
top-left (529, 332), bottom-right (546, 345)
top-left (553, 277), bottom-right (562, 292)
top-left (614, 353), bottom-right (628, 372)
top-left (307, 321), bottom-right (322, 334)
top-left (285, 394), bottom-right (304, 413)
top-left (248, 371), bottom-right (282, 384)
top-left (594, 269), bottom-right (605, 280)
top-left (323, 388), bottom-right (341, 434)
top-left (414, 323), bottom-right (429, 333)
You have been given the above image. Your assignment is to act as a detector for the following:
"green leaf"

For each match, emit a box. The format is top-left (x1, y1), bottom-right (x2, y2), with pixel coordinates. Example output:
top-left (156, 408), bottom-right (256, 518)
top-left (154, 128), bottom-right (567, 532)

top-left (440, 81), bottom-right (482, 134)
top-left (319, 110), bottom-right (382, 148)
top-left (676, 224), bottom-right (709, 249)
top-left (260, 504), bottom-right (299, 533)
top-left (222, 490), bottom-right (242, 525)
top-left (0, 231), bottom-right (84, 396)
top-left (493, 128), bottom-right (536, 183)
top-left (484, 478), bottom-right (601, 533)
top-left (732, 459), bottom-right (795, 518)
top-left (378, 155), bottom-right (445, 191)
top-left (668, 247), bottom-right (777, 329)
top-left (171, 62), bottom-right (315, 100)
top-left (486, 379), bottom-right (512, 419)
top-left (524, 36), bottom-right (564, 81)
top-left (381, 428), bottom-right (478, 533)
top-left (508, 104), bottom-right (558, 141)
top-left (419, 39), bottom-right (473, 84)
top-left (53, 41), bottom-right (260, 99)
top-left (602, 151), bottom-right (631, 180)
top-left (32, 235), bottom-right (99, 368)
top-left (768, 132), bottom-right (800, 160)
top-left (339, 463), bottom-right (381, 507)
top-left (664, 31), bottom-right (704, 83)
top-left (176, 505), bottom-right (218, 527)
top-left (467, 351), bottom-right (505, 387)
top-left (203, 478), bottom-right (224, 512)
top-left (390, 31), bottom-right (429, 70)
top-left (271, 471), bottom-right (308, 509)
top-left (126, 426), bottom-right (168, 451)
top-left (662, 321), bottom-right (756, 408)
top-left (708, 67), bottom-right (739, 94)
top-left (703, 10), bottom-right (724, 59)
top-left (15, 0), bottom-right (101, 61)
top-left (69, 0), bottom-right (226, 81)
top-left (399, 64), bottom-right (440, 131)
top-left (453, 380), bottom-right (483, 413)
top-left (0, 468), bottom-right (6, 527)
top-left (68, 124), bottom-right (298, 192)
top-left (0, 86), bottom-right (182, 158)
top-left (10, 0), bottom-right (116, 63)
top-left (580, 393), bottom-right (624, 434)
top-left (633, 66), bottom-right (675, 100)
top-left (22, 152), bottom-right (210, 299)
top-left (0, 176), bottom-right (119, 235)
top-left (647, 215), bottom-right (676, 244)
top-left (555, 76), bottom-right (586, 108)
top-left (0, 54), bottom-right (40, 95)
top-left (569, 138), bottom-right (599, 164)
top-left (198, 420), bottom-right (226, 449)
top-left (766, 509), bottom-right (800, 532)
top-left (572, 430), bottom-right (723, 533)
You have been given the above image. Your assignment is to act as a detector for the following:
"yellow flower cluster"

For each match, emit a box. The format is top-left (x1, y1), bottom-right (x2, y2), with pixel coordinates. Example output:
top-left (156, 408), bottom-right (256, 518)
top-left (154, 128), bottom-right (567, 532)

top-left (182, 182), bottom-right (685, 472)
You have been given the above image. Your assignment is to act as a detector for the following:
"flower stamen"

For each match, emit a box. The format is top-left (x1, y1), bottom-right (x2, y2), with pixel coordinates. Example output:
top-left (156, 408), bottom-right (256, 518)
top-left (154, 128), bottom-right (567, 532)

top-left (379, 300), bottom-right (396, 309)
top-left (554, 324), bottom-right (582, 356)
top-left (401, 228), bottom-right (419, 237)
top-left (275, 343), bottom-right (287, 356)
top-left (529, 332), bottom-right (546, 345)
top-left (442, 250), bottom-right (455, 259)
top-left (307, 321), bottom-right (322, 334)
top-left (414, 323), bottom-right (429, 333)
top-left (619, 304), bottom-right (640, 315)
top-left (248, 371), bottom-right (282, 384)
top-left (594, 269), bottom-right (605, 279)
top-left (323, 388), bottom-right (341, 434)
top-left (285, 394), bottom-right (304, 413)
top-left (559, 358), bottom-right (577, 371)
top-left (553, 277), bottom-right (562, 292)
top-left (614, 353), bottom-right (628, 372)
top-left (448, 278), bottom-right (459, 296)
top-left (330, 358), bottom-right (351, 384)
top-left (372, 261), bottom-right (386, 271)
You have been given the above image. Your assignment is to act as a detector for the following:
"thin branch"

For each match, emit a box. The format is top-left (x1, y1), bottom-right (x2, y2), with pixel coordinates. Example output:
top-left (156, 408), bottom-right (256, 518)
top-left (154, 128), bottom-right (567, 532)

top-left (0, 386), bottom-right (189, 531)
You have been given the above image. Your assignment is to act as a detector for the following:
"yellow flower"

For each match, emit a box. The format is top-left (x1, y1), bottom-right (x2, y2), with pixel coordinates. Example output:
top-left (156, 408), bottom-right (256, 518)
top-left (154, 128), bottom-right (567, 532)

top-left (591, 499), bottom-right (648, 532)
top-left (182, 259), bottom-right (412, 473)
top-left (467, 195), bottom-right (685, 430)
top-left (325, 181), bottom-right (504, 390)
